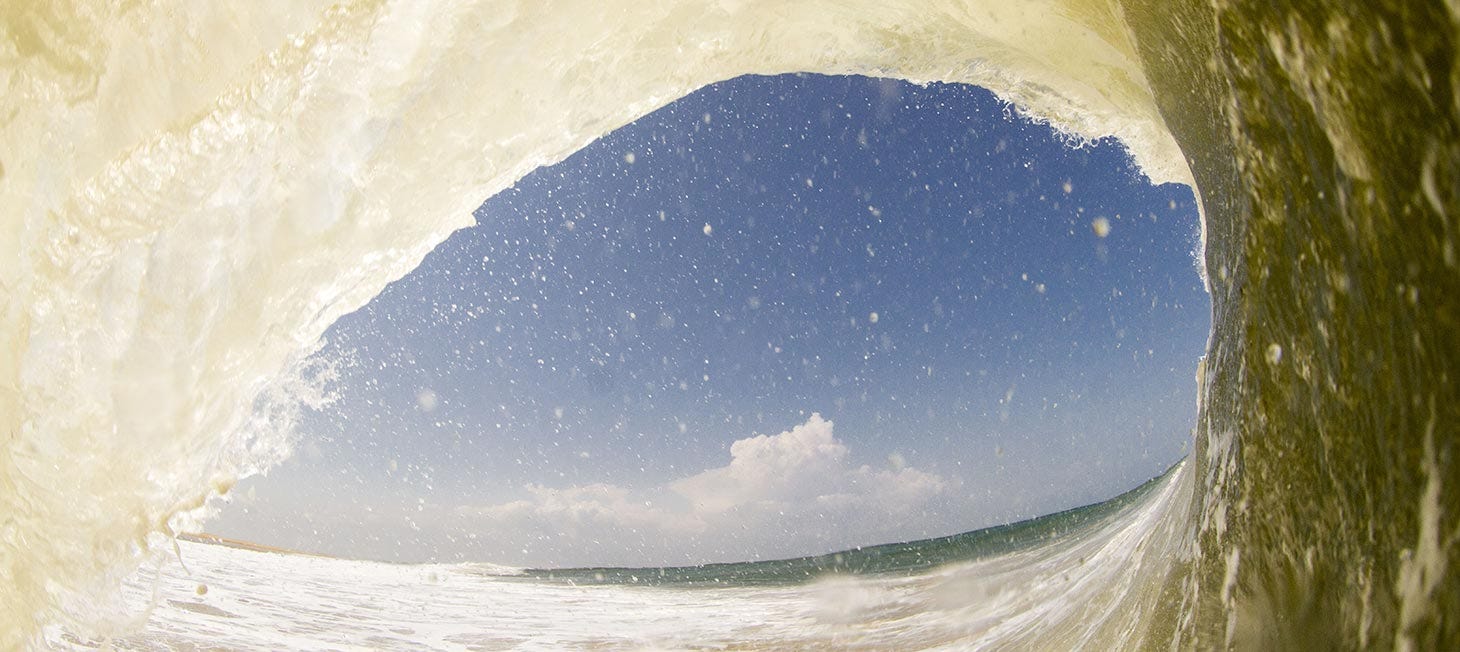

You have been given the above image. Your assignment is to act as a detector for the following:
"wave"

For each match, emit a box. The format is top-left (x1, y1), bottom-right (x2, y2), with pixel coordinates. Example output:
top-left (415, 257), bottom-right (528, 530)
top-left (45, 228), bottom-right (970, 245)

top-left (58, 462), bottom-right (1191, 650)
top-left (2, 0), bottom-right (1455, 648)
top-left (516, 463), bottom-right (1181, 588)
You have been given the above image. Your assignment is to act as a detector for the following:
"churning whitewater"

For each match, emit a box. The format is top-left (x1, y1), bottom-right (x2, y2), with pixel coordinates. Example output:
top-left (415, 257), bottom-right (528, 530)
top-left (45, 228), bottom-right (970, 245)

top-left (61, 467), bottom-right (1188, 649)
top-left (2, 0), bottom-right (1457, 650)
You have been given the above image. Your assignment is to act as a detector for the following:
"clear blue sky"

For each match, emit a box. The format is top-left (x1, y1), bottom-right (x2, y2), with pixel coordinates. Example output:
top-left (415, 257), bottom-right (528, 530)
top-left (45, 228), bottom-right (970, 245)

top-left (212, 74), bottom-right (1209, 567)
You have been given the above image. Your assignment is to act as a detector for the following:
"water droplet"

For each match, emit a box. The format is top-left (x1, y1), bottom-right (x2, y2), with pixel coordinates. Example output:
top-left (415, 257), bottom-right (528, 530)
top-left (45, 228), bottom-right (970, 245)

top-left (416, 389), bottom-right (439, 412)
top-left (1266, 343), bottom-right (1284, 365)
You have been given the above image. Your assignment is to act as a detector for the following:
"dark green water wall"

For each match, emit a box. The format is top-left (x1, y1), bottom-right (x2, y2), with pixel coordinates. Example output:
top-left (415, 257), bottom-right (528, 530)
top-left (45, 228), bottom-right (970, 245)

top-left (1124, 0), bottom-right (1460, 648)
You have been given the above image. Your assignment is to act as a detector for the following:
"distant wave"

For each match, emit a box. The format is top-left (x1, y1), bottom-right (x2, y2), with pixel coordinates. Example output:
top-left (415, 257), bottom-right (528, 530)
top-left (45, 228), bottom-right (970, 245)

top-left (59, 462), bottom-right (1189, 649)
top-left (517, 463), bottom-right (1179, 588)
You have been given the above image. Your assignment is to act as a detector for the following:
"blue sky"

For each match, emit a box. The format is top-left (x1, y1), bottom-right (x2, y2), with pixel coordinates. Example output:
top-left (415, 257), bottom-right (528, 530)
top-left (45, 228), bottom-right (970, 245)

top-left (212, 74), bottom-right (1209, 567)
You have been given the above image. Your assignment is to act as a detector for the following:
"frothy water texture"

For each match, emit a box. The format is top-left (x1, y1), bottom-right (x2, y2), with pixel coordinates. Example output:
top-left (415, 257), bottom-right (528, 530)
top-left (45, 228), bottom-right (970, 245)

top-left (2, 0), bottom-right (1457, 649)
top-left (65, 467), bottom-right (1190, 650)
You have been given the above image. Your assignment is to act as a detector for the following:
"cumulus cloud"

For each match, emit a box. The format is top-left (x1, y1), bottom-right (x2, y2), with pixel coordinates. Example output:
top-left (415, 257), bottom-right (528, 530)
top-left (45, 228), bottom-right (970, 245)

top-left (671, 414), bottom-right (945, 518)
top-left (456, 414), bottom-right (953, 565)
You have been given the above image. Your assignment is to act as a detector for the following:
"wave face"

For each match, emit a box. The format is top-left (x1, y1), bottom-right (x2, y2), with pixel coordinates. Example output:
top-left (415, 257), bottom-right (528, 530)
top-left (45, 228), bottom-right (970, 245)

top-left (2, 0), bottom-right (1456, 649)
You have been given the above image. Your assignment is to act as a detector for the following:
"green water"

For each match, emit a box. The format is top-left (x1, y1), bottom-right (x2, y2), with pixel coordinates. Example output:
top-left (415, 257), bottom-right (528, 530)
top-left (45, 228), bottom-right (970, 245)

top-left (1123, 0), bottom-right (1460, 648)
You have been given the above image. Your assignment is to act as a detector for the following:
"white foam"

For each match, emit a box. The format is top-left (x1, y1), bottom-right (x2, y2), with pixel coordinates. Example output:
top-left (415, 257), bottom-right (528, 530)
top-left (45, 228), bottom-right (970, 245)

top-left (45, 464), bottom-right (1190, 650)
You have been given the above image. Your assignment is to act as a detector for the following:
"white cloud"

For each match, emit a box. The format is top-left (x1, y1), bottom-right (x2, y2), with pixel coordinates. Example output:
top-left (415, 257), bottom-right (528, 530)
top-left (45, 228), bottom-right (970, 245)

top-left (455, 414), bottom-right (953, 565)
top-left (671, 413), bottom-right (943, 517)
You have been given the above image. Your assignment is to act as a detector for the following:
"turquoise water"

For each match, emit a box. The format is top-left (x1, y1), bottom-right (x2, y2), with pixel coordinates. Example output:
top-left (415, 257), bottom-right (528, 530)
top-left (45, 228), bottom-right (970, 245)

top-left (520, 464), bottom-right (1179, 588)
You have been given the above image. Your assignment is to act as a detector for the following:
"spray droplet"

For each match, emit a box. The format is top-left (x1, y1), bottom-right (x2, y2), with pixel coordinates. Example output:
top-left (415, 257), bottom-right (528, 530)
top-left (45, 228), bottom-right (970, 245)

top-left (1266, 343), bottom-right (1284, 365)
top-left (416, 389), bottom-right (439, 412)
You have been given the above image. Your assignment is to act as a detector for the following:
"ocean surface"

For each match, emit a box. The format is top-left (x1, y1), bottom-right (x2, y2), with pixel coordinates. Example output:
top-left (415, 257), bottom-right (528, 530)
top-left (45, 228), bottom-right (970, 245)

top-left (56, 467), bottom-right (1186, 649)
top-left (2, 0), bottom-right (1457, 649)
